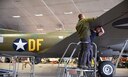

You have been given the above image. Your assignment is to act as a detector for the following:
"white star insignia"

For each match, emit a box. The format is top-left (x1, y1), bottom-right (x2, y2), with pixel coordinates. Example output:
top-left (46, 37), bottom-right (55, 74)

top-left (14, 39), bottom-right (27, 51)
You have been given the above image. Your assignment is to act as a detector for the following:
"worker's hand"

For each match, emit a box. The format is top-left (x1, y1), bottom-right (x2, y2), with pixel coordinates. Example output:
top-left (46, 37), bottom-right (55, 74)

top-left (98, 32), bottom-right (104, 36)
top-left (97, 27), bottom-right (105, 36)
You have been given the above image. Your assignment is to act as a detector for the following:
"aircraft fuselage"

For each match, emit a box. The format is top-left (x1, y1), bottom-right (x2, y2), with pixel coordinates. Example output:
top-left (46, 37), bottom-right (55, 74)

top-left (0, 31), bottom-right (73, 54)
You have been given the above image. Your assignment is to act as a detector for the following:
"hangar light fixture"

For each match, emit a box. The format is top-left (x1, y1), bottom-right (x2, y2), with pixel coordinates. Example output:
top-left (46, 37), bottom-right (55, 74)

top-left (12, 15), bottom-right (21, 18)
top-left (64, 12), bottom-right (73, 15)
top-left (35, 14), bottom-right (43, 17)
top-left (41, 32), bottom-right (46, 34)
top-left (56, 28), bottom-right (62, 31)
top-left (58, 36), bottom-right (64, 39)
top-left (36, 28), bottom-right (44, 31)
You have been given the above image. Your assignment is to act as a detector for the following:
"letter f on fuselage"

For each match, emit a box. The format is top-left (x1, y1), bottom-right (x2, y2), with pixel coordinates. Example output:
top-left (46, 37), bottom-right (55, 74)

top-left (28, 39), bottom-right (43, 52)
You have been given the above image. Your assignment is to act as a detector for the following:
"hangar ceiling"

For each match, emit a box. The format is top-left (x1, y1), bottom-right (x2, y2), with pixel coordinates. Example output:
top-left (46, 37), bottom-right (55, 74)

top-left (0, 0), bottom-right (123, 33)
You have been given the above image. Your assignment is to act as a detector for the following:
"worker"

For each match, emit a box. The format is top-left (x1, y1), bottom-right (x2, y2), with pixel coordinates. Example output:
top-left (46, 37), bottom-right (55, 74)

top-left (76, 14), bottom-right (92, 68)
top-left (22, 57), bottom-right (32, 70)
top-left (90, 26), bottom-right (105, 42)
top-left (90, 26), bottom-right (105, 66)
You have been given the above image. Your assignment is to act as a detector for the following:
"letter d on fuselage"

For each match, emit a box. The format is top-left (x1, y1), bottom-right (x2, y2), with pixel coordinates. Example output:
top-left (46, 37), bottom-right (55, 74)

top-left (28, 39), bottom-right (43, 52)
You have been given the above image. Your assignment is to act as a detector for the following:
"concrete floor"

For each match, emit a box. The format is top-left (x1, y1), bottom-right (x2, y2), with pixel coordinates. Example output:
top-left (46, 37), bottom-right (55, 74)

top-left (0, 63), bottom-right (128, 77)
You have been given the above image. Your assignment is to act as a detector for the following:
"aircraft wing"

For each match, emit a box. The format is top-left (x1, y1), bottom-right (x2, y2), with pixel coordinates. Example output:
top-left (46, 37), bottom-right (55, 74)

top-left (91, 0), bottom-right (128, 46)
top-left (40, 0), bottom-right (128, 58)
top-left (92, 0), bottom-right (128, 51)
top-left (39, 32), bottom-right (79, 58)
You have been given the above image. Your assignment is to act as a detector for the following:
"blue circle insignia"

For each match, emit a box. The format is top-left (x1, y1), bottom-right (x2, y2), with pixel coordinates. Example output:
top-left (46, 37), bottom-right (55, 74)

top-left (13, 38), bottom-right (28, 52)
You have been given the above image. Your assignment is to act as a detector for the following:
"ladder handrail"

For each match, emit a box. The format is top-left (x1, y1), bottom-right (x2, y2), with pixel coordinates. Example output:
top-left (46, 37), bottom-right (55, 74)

top-left (93, 42), bottom-right (98, 77)
top-left (58, 42), bottom-right (80, 64)
top-left (57, 42), bottom-right (79, 77)
top-left (115, 40), bottom-right (128, 68)
top-left (57, 41), bottom-right (98, 77)
top-left (114, 40), bottom-right (128, 76)
top-left (65, 42), bottom-right (81, 64)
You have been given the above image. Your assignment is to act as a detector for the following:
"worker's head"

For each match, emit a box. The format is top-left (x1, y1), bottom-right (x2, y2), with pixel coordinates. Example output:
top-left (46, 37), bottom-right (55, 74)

top-left (95, 26), bottom-right (102, 33)
top-left (78, 14), bottom-right (85, 20)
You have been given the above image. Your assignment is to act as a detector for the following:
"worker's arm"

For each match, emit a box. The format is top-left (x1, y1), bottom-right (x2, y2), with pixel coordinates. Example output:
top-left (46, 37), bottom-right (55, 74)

top-left (98, 27), bottom-right (105, 36)
top-left (86, 18), bottom-right (95, 22)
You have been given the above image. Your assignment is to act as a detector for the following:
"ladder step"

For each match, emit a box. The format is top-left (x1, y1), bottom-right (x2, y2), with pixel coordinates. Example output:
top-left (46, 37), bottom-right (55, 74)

top-left (64, 67), bottom-right (97, 77)
top-left (66, 67), bottom-right (97, 72)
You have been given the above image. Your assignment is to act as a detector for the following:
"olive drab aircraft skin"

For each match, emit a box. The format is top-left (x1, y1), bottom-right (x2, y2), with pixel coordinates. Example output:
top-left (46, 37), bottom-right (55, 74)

top-left (0, 30), bottom-right (73, 56)
top-left (0, 1), bottom-right (128, 77)
top-left (0, 0), bottom-right (128, 57)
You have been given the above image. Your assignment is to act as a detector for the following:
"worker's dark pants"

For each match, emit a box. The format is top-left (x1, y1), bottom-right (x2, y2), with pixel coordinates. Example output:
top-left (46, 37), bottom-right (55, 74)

top-left (78, 38), bottom-right (93, 67)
